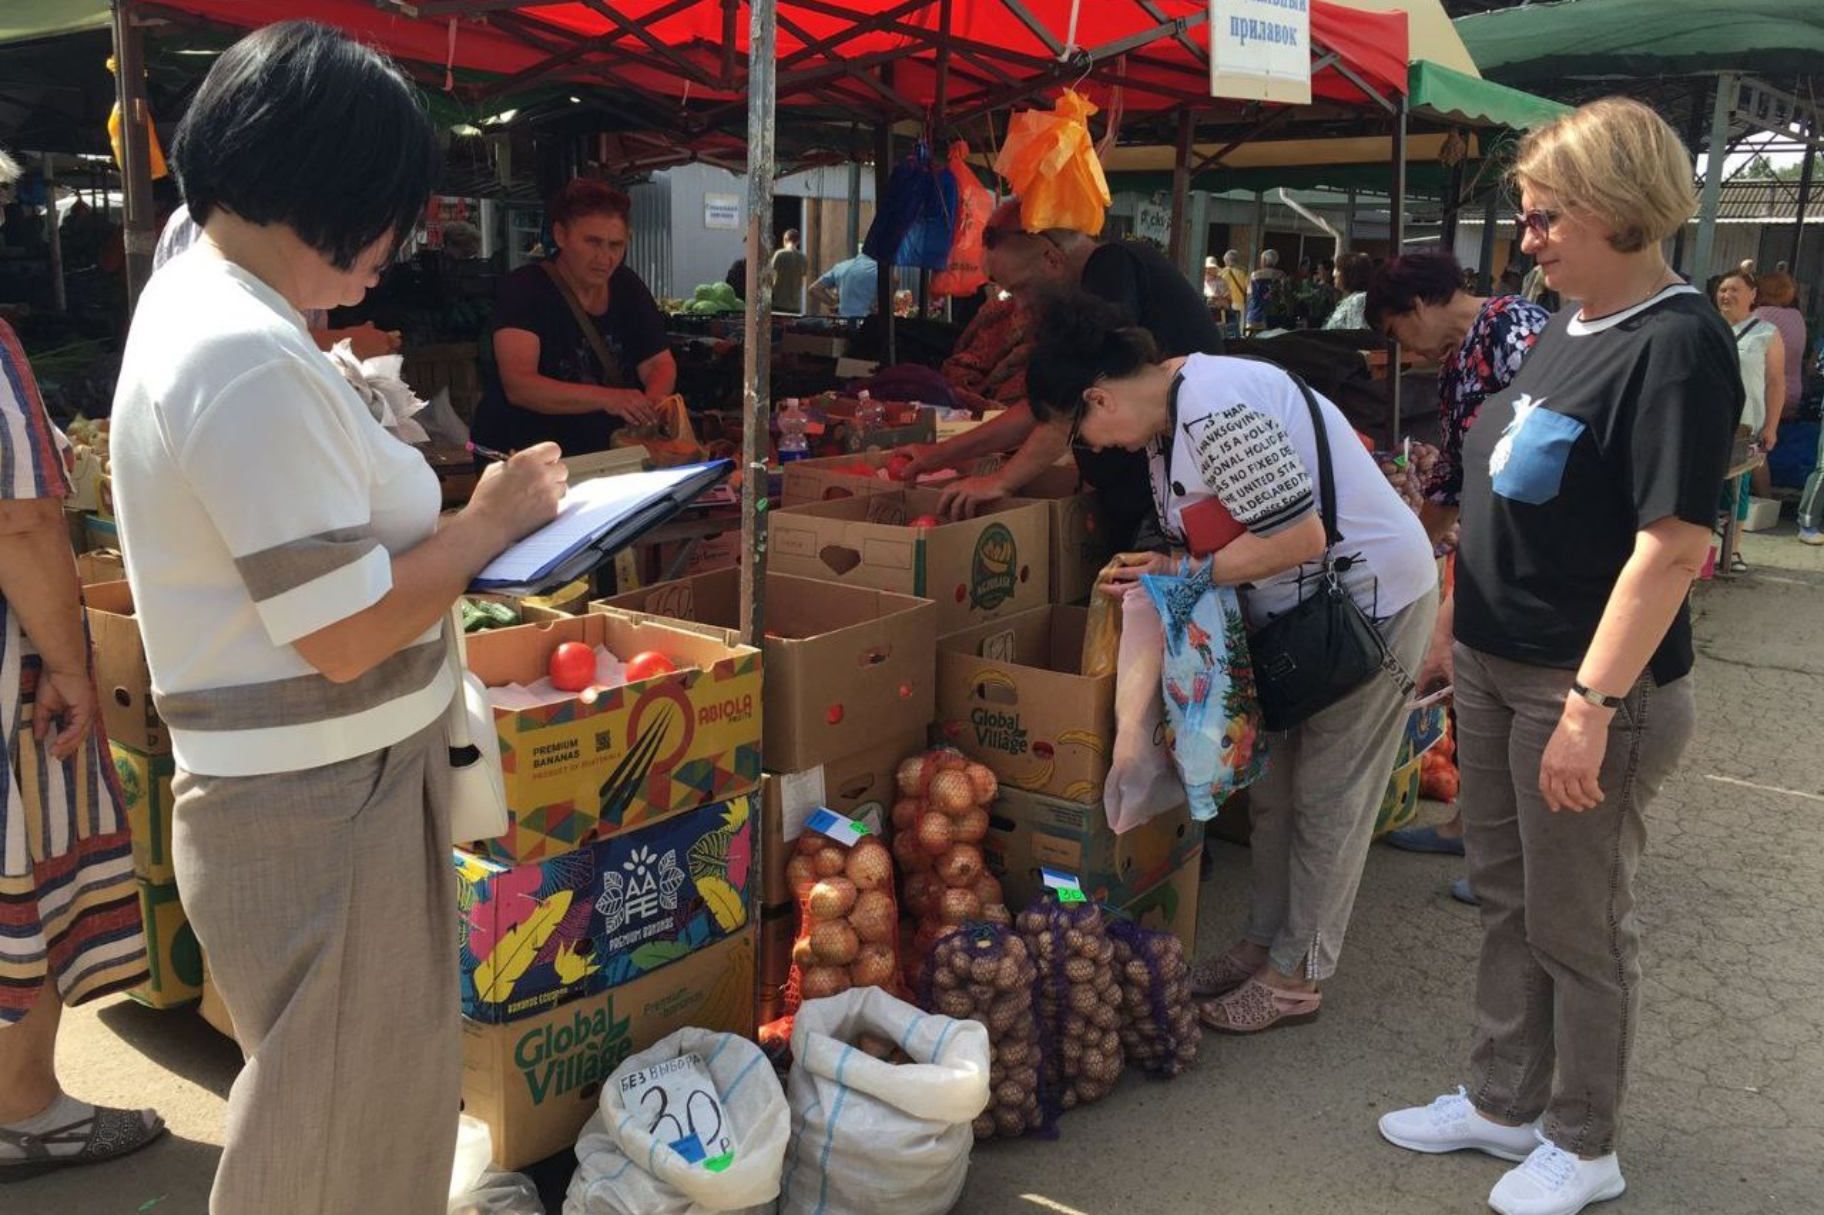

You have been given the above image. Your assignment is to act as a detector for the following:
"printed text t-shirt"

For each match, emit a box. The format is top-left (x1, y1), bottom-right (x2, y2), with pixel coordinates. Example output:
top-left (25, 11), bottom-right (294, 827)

top-left (1455, 286), bottom-right (1742, 685)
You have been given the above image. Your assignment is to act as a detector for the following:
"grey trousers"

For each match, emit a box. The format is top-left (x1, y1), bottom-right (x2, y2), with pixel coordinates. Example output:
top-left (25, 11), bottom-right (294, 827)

top-left (1244, 593), bottom-right (1437, 981)
top-left (1455, 645), bottom-right (1696, 1157)
top-left (1798, 422), bottom-right (1824, 532)
top-left (173, 719), bottom-right (461, 1215)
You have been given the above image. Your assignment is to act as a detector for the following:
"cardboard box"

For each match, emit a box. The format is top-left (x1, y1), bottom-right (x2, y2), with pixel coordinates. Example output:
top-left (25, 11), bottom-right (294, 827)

top-left (780, 331), bottom-right (849, 359)
top-left (455, 795), bottom-right (753, 1025)
top-left (198, 957), bottom-right (237, 1042)
top-left (779, 450), bottom-right (1003, 509)
top-left (77, 548), bottom-right (125, 586)
top-left (934, 606), bottom-right (1112, 803)
top-left (1118, 847), bottom-right (1202, 955)
top-left (462, 926), bottom-right (756, 1171)
top-left (817, 397), bottom-right (935, 454)
top-left (985, 785), bottom-right (1201, 917)
top-left (1013, 464), bottom-right (1118, 606)
top-left (758, 729), bottom-right (927, 906)
top-left (111, 742), bottom-right (176, 885)
top-left (128, 878), bottom-right (202, 1009)
top-left (770, 490), bottom-right (1049, 636)
top-left (656, 530), bottom-right (743, 577)
top-left (464, 612), bottom-right (763, 865)
top-left (599, 570), bottom-right (936, 773)
top-left (85, 581), bottom-right (168, 756)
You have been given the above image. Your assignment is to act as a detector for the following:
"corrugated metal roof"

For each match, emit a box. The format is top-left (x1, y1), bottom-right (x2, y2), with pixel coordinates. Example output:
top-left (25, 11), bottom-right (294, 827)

top-left (1709, 178), bottom-right (1824, 222)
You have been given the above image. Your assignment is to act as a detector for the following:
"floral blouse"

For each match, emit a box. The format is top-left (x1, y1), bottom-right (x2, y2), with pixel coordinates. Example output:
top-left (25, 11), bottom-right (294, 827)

top-left (1427, 295), bottom-right (1552, 505)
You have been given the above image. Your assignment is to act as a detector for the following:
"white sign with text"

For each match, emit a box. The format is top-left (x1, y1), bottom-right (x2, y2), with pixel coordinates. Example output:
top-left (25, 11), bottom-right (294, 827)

top-left (1209, 0), bottom-right (1312, 105)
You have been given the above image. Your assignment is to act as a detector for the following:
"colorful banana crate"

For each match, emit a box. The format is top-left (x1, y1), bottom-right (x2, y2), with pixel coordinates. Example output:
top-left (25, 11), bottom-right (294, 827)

top-left (128, 877), bottom-right (202, 1009)
top-left (111, 742), bottom-right (176, 885)
top-left (455, 795), bottom-right (753, 1025)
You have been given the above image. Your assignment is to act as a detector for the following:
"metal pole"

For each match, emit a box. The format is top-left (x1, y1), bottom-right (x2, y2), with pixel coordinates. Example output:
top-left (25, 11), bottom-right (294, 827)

top-left (1477, 189), bottom-right (1498, 296)
top-left (1387, 93), bottom-right (1407, 443)
top-left (1343, 188), bottom-right (1356, 253)
top-left (1671, 82), bottom-right (1709, 275)
top-left (1251, 190), bottom-right (1266, 265)
top-left (738, 0), bottom-right (776, 650)
top-left (45, 156), bottom-right (66, 313)
top-left (1440, 158), bottom-right (1464, 251)
top-left (1791, 120), bottom-right (1815, 270)
top-left (1692, 72), bottom-right (1738, 285)
top-left (110, 0), bottom-right (156, 314)
top-left (875, 115), bottom-right (895, 361)
top-left (1169, 109), bottom-right (1193, 271)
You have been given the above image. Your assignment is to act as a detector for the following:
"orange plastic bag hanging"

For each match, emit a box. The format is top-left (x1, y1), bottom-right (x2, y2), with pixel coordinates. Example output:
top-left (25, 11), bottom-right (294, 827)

top-left (105, 57), bottom-right (169, 180)
top-left (993, 90), bottom-right (1111, 236)
top-left (931, 142), bottom-right (994, 297)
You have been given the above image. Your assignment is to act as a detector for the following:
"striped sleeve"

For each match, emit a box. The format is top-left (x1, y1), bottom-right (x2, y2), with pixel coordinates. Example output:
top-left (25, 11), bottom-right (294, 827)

top-left (0, 319), bottom-right (73, 502)
top-left (177, 358), bottom-right (391, 646)
top-left (1179, 398), bottom-right (1315, 538)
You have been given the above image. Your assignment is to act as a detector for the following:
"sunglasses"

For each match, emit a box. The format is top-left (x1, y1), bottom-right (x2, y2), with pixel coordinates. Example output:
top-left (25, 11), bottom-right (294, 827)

top-left (1514, 208), bottom-right (1562, 241)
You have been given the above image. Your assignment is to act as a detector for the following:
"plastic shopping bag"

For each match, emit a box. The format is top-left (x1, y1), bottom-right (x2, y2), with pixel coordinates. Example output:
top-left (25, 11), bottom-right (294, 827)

top-left (565, 1028), bottom-right (788, 1215)
top-left (1104, 585), bottom-right (1181, 834)
top-left (611, 395), bottom-right (709, 468)
top-left (1140, 559), bottom-right (1268, 821)
top-left (779, 987), bottom-right (991, 1215)
top-left (931, 142), bottom-right (994, 297)
top-left (994, 90), bottom-right (1112, 237)
top-left (452, 1173), bottom-right (545, 1215)
top-left (864, 142), bottom-right (958, 271)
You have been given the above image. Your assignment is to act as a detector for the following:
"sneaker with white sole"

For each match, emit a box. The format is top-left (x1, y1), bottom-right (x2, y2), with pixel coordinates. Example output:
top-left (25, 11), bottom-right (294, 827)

top-left (1488, 1130), bottom-right (1626, 1215)
top-left (1800, 527), bottom-right (1824, 546)
top-left (1377, 1086), bottom-right (1539, 1162)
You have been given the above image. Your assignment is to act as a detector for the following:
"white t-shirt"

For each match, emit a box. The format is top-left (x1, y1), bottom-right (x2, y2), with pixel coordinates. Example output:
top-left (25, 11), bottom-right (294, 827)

top-left (1152, 354), bottom-right (1436, 627)
top-left (110, 253), bottom-right (451, 777)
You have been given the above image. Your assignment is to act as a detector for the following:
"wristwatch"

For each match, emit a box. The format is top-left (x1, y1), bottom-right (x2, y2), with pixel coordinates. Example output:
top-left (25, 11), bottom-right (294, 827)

top-left (1570, 681), bottom-right (1626, 710)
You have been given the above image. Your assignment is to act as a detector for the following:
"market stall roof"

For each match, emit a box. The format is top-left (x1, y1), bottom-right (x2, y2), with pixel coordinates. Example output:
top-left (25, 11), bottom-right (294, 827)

top-left (138, 0), bottom-right (1408, 117)
top-left (1407, 60), bottom-right (1566, 131)
top-left (1332, 0), bottom-right (1476, 76)
top-left (0, 0), bottom-right (111, 44)
top-left (1455, 0), bottom-right (1824, 88)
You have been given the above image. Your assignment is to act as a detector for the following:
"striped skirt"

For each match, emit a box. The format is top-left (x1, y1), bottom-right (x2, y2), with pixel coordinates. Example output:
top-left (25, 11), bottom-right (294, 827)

top-left (0, 630), bottom-right (147, 1026)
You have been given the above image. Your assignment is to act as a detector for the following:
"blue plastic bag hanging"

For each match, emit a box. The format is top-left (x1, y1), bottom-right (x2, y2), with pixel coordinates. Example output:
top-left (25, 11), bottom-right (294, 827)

top-left (863, 141), bottom-right (958, 271)
top-left (1140, 559), bottom-right (1268, 821)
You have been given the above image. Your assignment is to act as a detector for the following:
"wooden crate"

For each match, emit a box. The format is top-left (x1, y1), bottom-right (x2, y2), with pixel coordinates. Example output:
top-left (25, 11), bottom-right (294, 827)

top-left (400, 342), bottom-right (483, 421)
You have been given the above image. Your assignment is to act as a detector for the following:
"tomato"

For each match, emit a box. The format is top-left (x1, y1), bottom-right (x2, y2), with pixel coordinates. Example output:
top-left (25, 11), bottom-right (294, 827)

top-left (548, 642), bottom-right (597, 693)
top-left (624, 651), bottom-right (679, 682)
top-left (909, 514), bottom-right (943, 528)
top-left (886, 453), bottom-right (917, 481)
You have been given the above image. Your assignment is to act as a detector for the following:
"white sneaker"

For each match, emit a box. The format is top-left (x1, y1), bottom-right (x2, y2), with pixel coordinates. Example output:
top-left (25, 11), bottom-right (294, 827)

top-left (1488, 1130), bottom-right (1626, 1215)
top-left (1800, 527), bottom-right (1824, 546)
top-left (1378, 1086), bottom-right (1540, 1163)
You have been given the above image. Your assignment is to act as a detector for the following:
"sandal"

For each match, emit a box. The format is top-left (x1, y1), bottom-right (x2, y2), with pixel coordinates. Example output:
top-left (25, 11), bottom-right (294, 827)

top-left (1199, 978), bottom-right (1323, 1034)
top-left (0, 1105), bottom-right (166, 1182)
top-left (1187, 947), bottom-right (1262, 998)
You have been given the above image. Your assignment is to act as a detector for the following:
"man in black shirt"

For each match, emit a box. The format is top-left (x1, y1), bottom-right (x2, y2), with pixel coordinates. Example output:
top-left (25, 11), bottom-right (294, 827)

top-left (903, 201), bottom-right (1224, 545)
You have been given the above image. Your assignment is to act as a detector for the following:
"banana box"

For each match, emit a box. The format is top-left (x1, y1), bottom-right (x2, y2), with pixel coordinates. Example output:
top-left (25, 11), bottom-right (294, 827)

top-left (464, 610), bottom-right (762, 866)
top-left (770, 489), bottom-right (1048, 636)
top-left (1117, 846), bottom-right (1202, 954)
top-left (455, 795), bottom-right (753, 1025)
top-left (111, 742), bottom-right (176, 884)
top-left (128, 878), bottom-right (202, 1009)
top-left (986, 786), bottom-right (1201, 923)
top-left (462, 925), bottom-right (756, 1171)
top-left (935, 605), bottom-right (1112, 804)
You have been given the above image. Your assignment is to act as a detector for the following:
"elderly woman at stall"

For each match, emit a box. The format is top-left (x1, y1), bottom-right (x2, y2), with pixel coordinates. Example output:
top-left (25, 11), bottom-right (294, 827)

top-left (0, 155), bottom-right (164, 1183)
top-left (109, 24), bottom-right (565, 1213)
top-left (1714, 269), bottom-right (1784, 569)
top-left (472, 179), bottom-right (676, 456)
top-left (1365, 250), bottom-right (1550, 870)
top-left (1378, 98), bottom-right (1739, 1215)
top-left (1322, 251), bottom-right (1376, 331)
top-left (1026, 291), bottom-right (1436, 1034)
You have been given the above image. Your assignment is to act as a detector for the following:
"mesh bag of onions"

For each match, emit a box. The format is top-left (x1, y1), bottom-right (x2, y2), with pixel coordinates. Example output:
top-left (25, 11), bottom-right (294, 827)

top-left (1016, 895), bottom-right (1126, 1112)
top-left (780, 823), bottom-right (905, 1019)
top-left (922, 924), bottom-right (1050, 1141)
top-left (1105, 919), bottom-right (1201, 1078)
top-left (891, 749), bottom-right (1012, 987)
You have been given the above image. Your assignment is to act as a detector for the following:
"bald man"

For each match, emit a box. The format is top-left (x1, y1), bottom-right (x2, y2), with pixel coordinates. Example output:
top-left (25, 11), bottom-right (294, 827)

top-left (903, 200), bottom-right (1224, 547)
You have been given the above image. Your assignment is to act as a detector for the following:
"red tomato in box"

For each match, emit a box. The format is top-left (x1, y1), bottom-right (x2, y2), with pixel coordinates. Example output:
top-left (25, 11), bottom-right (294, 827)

top-left (909, 514), bottom-right (943, 528)
top-left (624, 651), bottom-right (679, 682)
top-left (887, 453), bottom-right (917, 481)
top-left (548, 642), bottom-right (596, 692)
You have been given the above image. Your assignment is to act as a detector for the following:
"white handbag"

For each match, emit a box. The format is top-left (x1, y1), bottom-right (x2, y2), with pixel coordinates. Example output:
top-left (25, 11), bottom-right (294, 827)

top-left (444, 606), bottom-right (510, 844)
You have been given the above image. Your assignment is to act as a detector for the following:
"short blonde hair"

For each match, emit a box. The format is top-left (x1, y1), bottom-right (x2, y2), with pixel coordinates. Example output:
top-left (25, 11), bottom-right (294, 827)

top-left (1514, 97), bottom-right (1696, 253)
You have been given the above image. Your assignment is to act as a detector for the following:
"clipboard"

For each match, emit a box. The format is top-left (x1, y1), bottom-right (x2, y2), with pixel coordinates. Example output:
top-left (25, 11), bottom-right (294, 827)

top-left (468, 459), bottom-right (735, 596)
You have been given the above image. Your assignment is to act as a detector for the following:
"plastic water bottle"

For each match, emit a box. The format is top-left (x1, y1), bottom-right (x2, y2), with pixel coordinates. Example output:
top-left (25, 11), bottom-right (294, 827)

top-left (777, 397), bottom-right (810, 462)
top-left (855, 389), bottom-right (886, 442)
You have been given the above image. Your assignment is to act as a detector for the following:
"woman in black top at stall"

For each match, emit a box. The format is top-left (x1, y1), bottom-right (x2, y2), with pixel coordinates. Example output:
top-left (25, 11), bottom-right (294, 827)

top-left (1378, 98), bottom-right (1741, 1215)
top-left (472, 179), bottom-right (676, 456)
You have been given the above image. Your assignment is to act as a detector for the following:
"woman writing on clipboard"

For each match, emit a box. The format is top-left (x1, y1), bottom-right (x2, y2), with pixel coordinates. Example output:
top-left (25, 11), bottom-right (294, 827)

top-left (472, 179), bottom-right (678, 457)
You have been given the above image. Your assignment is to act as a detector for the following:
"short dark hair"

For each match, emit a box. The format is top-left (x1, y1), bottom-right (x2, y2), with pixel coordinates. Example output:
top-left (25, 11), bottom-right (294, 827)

top-left (1337, 251), bottom-right (1373, 294)
top-left (550, 179), bottom-right (631, 228)
top-left (172, 22), bottom-right (436, 273)
top-left (1365, 250), bottom-right (1465, 330)
top-left (1025, 292), bottom-right (1161, 423)
top-left (783, 228), bottom-right (800, 242)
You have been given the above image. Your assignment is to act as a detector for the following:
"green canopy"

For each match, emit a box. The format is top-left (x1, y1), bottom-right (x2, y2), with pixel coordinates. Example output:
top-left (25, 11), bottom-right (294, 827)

top-left (1456, 0), bottom-right (1824, 86)
top-left (1409, 61), bottom-right (1568, 132)
top-left (0, 1), bottom-right (109, 45)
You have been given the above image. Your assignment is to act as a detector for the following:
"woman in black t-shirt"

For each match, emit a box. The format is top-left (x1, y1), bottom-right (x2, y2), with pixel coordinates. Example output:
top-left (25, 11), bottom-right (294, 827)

top-left (471, 180), bottom-right (675, 457)
top-left (1378, 99), bottom-right (1741, 1215)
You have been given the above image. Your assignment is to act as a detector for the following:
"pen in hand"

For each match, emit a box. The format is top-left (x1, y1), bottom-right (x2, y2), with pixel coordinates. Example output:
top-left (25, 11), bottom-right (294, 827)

top-left (466, 441), bottom-right (513, 463)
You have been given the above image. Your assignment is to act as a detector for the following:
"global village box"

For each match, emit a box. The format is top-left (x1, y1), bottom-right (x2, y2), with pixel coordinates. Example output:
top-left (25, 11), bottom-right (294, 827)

top-left (1009, 463), bottom-right (1118, 607)
top-left (455, 795), bottom-right (753, 1025)
top-left (768, 488), bottom-right (1049, 636)
top-left (84, 580), bottom-right (169, 756)
top-left (463, 611), bottom-right (762, 865)
top-left (111, 740), bottom-right (176, 885)
top-left (461, 925), bottom-right (756, 1171)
